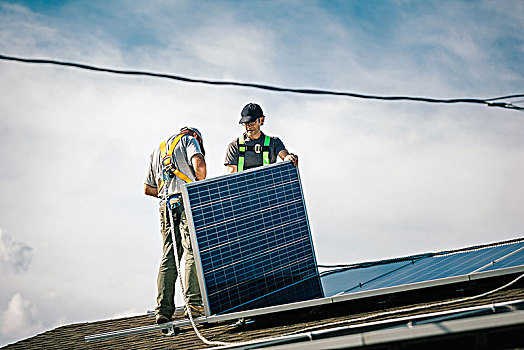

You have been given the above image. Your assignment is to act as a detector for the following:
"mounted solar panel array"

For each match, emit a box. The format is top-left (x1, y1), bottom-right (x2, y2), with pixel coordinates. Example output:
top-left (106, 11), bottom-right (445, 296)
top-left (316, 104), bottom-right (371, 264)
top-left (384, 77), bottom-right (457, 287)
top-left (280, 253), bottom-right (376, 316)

top-left (182, 162), bottom-right (323, 316)
top-left (321, 240), bottom-right (524, 297)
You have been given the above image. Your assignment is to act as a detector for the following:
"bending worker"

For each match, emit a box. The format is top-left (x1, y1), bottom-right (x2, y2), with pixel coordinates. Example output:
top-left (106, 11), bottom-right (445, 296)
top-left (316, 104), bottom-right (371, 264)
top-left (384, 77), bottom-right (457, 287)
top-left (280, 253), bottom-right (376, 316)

top-left (225, 103), bottom-right (298, 172)
top-left (144, 126), bottom-right (206, 324)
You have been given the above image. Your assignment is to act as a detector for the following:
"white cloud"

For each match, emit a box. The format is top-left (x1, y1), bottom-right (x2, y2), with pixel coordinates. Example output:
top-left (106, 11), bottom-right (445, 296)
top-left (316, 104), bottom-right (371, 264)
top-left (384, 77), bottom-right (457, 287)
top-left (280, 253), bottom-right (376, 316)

top-left (0, 229), bottom-right (33, 274)
top-left (0, 293), bottom-right (43, 343)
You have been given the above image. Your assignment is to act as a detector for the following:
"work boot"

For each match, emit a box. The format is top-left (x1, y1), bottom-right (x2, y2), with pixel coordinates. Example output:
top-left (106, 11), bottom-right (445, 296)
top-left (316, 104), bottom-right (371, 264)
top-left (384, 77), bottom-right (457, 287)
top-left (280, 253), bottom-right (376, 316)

top-left (155, 314), bottom-right (172, 324)
top-left (184, 304), bottom-right (204, 318)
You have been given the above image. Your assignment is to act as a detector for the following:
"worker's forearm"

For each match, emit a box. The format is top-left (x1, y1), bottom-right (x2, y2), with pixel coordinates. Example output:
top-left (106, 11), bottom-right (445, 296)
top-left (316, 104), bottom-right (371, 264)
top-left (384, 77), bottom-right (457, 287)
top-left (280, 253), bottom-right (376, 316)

top-left (195, 165), bottom-right (206, 180)
top-left (144, 184), bottom-right (158, 197)
top-left (192, 154), bottom-right (207, 180)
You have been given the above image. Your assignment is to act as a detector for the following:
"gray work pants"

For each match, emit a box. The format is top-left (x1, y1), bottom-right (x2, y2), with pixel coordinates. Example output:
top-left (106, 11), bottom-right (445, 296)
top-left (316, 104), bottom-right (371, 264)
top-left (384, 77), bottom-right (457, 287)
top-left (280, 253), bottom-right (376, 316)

top-left (156, 196), bottom-right (202, 317)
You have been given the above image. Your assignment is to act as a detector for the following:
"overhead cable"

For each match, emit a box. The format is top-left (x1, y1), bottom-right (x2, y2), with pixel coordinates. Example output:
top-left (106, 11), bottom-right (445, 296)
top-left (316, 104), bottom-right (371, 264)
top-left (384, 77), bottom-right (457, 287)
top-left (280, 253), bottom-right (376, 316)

top-left (1, 53), bottom-right (523, 111)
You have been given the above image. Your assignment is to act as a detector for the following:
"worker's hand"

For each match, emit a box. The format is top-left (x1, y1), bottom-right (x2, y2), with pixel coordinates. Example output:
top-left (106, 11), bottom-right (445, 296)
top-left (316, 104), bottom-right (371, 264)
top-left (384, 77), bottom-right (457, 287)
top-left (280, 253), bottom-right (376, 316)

top-left (284, 153), bottom-right (298, 166)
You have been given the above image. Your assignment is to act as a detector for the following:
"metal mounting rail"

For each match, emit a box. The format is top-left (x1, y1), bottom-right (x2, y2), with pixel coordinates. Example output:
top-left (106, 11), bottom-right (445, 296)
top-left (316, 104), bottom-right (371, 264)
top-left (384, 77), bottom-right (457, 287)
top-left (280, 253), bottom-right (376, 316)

top-left (84, 316), bottom-right (208, 342)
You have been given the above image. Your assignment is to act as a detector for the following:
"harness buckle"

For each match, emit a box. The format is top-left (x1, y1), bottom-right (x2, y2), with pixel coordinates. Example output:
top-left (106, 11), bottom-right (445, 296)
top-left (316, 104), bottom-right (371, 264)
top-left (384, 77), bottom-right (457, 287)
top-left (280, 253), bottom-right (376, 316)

top-left (254, 144), bottom-right (262, 154)
top-left (162, 168), bottom-right (174, 181)
top-left (168, 194), bottom-right (182, 209)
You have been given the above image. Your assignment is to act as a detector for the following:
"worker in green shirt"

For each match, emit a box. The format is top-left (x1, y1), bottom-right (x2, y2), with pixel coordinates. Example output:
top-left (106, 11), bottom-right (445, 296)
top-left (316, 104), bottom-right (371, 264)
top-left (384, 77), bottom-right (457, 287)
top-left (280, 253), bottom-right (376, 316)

top-left (224, 103), bottom-right (298, 173)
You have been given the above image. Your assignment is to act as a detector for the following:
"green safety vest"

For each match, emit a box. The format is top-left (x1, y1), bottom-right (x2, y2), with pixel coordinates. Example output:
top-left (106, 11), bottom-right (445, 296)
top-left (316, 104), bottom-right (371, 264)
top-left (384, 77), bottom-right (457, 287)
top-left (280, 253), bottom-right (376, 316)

top-left (237, 135), bottom-right (271, 172)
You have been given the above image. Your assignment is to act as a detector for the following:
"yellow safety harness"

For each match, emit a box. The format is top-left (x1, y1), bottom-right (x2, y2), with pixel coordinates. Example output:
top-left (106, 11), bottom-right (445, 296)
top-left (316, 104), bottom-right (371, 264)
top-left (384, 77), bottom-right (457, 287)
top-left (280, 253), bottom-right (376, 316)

top-left (158, 133), bottom-right (193, 192)
top-left (237, 135), bottom-right (271, 172)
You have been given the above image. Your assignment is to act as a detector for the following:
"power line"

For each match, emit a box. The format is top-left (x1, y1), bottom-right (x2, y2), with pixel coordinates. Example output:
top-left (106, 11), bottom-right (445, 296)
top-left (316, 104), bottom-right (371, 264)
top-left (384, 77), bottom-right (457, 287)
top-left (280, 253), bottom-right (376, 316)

top-left (1, 53), bottom-right (523, 111)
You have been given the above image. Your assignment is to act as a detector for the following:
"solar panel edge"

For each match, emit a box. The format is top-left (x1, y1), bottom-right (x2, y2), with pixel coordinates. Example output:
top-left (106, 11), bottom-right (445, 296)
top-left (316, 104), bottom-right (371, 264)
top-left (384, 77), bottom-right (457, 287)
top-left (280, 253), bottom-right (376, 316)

top-left (295, 164), bottom-right (324, 298)
top-left (181, 185), bottom-right (212, 316)
top-left (183, 161), bottom-right (294, 191)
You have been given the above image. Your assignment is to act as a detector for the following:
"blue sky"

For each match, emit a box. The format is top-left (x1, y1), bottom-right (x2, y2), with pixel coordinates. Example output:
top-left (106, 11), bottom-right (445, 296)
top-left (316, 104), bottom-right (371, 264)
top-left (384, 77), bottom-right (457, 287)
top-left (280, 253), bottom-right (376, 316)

top-left (1, 0), bottom-right (523, 346)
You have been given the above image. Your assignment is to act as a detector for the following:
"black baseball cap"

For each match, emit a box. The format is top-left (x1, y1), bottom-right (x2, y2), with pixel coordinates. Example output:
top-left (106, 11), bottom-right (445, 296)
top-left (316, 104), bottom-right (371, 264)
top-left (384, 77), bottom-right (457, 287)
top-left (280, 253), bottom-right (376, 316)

top-left (239, 103), bottom-right (264, 124)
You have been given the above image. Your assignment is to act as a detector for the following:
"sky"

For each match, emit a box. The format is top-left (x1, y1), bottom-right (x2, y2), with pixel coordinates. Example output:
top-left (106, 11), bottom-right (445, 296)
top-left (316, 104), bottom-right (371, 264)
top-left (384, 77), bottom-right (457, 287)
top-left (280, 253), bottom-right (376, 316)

top-left (0, 0), bottom-right (523, 346)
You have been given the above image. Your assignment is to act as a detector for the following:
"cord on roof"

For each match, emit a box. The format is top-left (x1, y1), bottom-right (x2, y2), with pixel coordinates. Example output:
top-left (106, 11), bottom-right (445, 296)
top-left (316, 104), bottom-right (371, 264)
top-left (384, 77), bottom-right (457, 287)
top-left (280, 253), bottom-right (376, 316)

top-left (1, 53), bottom-right (523, 111)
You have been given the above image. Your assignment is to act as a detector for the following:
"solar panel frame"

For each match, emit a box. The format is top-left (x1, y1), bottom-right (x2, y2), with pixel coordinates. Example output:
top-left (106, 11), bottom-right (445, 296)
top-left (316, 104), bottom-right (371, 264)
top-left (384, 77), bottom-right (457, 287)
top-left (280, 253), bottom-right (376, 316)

top-left (181, 161), bottom-right (323, 316)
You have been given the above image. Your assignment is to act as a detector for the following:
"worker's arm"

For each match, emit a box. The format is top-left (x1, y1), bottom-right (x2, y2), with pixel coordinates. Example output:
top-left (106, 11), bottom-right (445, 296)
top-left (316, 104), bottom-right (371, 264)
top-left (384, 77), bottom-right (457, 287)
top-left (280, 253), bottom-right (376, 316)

top-left (226, 165), bottom-right (237, 174)
top-left (192, 154), bottom-right (207, 180)
top-left (278, 150), bottom-right (299, 166)
top-left (144, 184), bottom-right (158, 197)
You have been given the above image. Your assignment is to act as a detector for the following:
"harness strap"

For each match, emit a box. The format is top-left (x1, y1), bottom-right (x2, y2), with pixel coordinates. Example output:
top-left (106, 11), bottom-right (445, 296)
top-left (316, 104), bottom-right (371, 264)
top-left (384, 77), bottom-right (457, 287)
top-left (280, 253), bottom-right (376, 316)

top-left (158, 134), bottom-right (193, 192)
top-left (237, 135), bottom-right (271, 172)
top-left (262, 135), bottom-right (270, 165)
top-left (238, 136), bottom-right (246, 172)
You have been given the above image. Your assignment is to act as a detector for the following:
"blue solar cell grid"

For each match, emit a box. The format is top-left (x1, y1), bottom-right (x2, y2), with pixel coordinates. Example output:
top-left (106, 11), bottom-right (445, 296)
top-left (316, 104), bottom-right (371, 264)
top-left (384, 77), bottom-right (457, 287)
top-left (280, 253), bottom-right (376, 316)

top-left (361, 242), bottom-right (524, 292)
top-left (321, 241), bottom-right (524, 297)
top-left (321, 261), bottom-right (412, 297)
top-left (183, 162), bottom-right (323, 315)
top-left (477, 243), bottom-right (524, 272)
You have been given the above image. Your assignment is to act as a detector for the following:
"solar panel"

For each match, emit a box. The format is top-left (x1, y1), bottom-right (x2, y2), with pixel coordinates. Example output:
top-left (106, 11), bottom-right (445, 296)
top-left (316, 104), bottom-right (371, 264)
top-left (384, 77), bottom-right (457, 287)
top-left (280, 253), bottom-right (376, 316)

top-left (322, 241), bottom-right (524, 296)
top-left (182, 161), bottom-right (323, 316)
top-left (476, 245), bottom-right (524, 272)
top-left (321, 261), bottom-right (413, 296)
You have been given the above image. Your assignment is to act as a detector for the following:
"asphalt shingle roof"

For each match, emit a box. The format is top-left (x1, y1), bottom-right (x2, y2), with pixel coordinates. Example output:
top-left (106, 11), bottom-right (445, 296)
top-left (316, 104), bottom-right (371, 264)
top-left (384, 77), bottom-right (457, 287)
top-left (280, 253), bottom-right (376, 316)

top-left (2, 273), bottom-right (523, 350)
